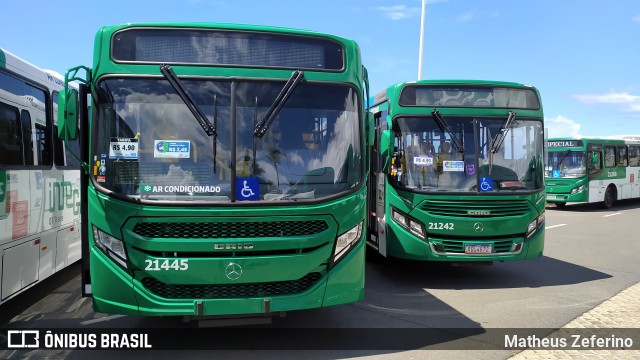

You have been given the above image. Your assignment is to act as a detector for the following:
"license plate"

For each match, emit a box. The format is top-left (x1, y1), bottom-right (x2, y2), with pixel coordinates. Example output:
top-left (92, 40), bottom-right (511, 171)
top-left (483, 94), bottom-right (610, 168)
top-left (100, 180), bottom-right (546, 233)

top-left (546, 195), bottom-right (556, 199)
top-left (465, 244), bottom-right (492, 254)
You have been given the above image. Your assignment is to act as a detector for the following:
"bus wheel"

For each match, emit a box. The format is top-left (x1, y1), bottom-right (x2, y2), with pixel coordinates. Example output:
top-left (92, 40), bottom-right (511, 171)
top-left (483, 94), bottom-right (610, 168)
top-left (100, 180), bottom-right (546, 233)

top-left (555, 202), bottom-right (566, 208)
top-left (602, 186), bottom-right (615, 209)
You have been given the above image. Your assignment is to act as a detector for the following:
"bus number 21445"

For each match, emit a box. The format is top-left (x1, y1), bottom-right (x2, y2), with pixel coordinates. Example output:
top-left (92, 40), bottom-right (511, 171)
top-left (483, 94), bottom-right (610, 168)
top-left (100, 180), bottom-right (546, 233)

top-left (145, 259), bottom-right (189, 271)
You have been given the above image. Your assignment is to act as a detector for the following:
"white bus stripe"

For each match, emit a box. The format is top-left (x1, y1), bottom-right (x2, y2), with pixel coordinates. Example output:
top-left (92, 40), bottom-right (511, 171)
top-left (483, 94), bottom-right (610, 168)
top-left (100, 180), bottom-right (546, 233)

top-left (545, 224), bottom-right (567, 230)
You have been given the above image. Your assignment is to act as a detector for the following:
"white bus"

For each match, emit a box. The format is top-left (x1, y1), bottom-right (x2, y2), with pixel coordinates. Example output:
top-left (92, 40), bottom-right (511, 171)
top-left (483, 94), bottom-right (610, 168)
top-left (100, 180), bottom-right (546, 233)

top-left (0, 48), bottom-right (81, 305)
top-left (545, 136), bottom-right (640, 208)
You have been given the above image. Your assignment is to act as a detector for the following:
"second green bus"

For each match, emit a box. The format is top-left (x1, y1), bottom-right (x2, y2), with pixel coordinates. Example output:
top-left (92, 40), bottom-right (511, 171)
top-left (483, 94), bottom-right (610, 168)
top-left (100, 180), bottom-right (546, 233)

top-left (367, 80), bottom-right (546, 263)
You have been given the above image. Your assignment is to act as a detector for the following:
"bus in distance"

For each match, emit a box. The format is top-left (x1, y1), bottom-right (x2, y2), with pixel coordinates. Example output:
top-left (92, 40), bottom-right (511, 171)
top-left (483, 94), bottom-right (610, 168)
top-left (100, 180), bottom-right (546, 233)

top-left (0, 48), bottom-right (81, 305)
top-left (545, 136), bottom-right (640, 208)
top-left (57, 23), bottom-right (370, 318)
top-left (367, 80), bottom-right (545, 263)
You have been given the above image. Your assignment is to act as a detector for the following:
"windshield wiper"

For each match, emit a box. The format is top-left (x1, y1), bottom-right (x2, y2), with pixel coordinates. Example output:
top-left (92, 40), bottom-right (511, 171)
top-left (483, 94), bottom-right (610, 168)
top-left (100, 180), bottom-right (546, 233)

top-left (431, 109), bottom-right (464, 152)
top-left (160, 64), bottom-right (216, 137)
top-left (212, 94), bottom-right (218, 173)
top-left (490, 111), bottom-right (516, 154)
top-left (254, 69), bottom-right (304, 138)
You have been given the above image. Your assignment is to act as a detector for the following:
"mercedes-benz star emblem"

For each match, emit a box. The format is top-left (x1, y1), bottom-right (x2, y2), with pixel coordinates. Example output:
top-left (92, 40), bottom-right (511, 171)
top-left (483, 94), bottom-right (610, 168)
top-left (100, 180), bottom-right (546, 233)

top-left (225, 262), bottom-right (243, 280)
top-left (474, 222), bottom-right (484, 232)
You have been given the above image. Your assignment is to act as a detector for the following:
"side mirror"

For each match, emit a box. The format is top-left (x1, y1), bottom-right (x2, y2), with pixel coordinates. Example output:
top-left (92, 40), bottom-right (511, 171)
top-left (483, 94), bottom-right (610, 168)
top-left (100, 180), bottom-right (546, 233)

top-left (58, 88), bottom-right (79, 141)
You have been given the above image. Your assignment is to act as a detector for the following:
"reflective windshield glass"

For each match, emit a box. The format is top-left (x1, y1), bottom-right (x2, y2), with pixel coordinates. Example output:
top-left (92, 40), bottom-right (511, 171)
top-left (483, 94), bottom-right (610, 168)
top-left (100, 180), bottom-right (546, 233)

top-left (545, 150), bottom-right (586, 178)
top-left (92, 78), bottom-right (361, 203)
top-left (391, 116), bottom-right (543, 192)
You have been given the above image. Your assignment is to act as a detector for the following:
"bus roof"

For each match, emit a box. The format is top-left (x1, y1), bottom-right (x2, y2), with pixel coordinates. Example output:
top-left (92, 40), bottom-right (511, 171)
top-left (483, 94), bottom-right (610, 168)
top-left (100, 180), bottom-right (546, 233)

top-left (372, 79), bottom-right (539, 108)
top-left (0, 47), bottom-right (67, 91)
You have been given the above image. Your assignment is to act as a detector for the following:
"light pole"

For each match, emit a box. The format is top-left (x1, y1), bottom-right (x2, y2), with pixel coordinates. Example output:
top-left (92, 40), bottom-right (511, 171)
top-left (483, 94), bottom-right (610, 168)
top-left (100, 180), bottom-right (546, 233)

top-left (418, 0), bottom-right (426, 80)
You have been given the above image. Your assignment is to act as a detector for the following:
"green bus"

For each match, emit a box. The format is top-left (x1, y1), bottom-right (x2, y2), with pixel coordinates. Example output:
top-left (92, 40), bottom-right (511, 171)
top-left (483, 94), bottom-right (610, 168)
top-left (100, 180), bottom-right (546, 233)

top-left (545, 136), bottom-right (640, 208)
top-left (367, 80), bottom-right (545, 263)
top-left (57, 23), bottom-right (370, 318)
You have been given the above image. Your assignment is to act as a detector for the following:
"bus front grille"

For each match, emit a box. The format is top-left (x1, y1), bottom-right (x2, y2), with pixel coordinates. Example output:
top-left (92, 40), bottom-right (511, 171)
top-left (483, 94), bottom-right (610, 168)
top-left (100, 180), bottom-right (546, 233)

top-left (140, 272), bottom-right (322, 299)
top-left (133, 220), bottom-right (329, 239)
top-left (422, 199), bottom-right (530, 217)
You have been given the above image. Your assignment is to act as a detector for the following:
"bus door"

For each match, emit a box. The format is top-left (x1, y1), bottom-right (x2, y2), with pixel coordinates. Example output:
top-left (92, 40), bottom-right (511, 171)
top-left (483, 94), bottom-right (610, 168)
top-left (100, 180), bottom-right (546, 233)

top-left (367, 110), bottom-right (387, 256)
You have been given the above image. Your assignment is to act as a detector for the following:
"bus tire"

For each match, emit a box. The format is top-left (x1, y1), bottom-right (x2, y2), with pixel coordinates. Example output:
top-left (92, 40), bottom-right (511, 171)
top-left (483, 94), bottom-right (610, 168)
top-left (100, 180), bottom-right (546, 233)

top-left (602, 186), bottom-right (615, 209)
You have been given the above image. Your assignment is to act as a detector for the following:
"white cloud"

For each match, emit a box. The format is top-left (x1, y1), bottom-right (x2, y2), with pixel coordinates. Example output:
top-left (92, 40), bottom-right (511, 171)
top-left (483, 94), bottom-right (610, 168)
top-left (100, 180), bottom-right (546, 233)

top-left (456, 9), bottom-right (500, 23)
top-left (633, 13), bottom-right (640, 23)
top-left (545, 115), bottom-right (582, 138)
top-left (375, 1), bottom-right (450, 20)
top-left (457, 11), bottom-right (477, 23)
top-left (572, 91), bottom-right (640, 113)
top-left (376, 5), bottom-right (421, 20)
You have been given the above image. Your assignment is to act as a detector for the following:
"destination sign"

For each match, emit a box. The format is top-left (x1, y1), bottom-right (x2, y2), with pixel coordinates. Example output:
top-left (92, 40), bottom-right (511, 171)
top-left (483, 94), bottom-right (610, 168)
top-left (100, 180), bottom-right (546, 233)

top-left (547, 140), bottom-right (583, 148)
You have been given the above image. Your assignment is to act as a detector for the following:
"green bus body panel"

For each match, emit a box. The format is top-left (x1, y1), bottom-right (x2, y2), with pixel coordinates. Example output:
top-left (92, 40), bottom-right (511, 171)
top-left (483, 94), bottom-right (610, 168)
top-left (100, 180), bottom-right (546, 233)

top-left (0, 49), bottom-right (6, 68)
top-left (385, 188), bottom-right (545, 261)
top-left (88, 185), bottom-right (366, 316)
top-left (91, 244), bottom-right (365, 316)
top-left (75, 22), bottom-right (367, 316)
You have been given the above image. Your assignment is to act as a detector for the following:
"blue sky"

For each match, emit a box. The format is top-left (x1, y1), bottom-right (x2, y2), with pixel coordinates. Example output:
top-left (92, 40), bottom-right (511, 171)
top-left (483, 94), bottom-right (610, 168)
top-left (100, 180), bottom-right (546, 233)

top-left (2, 0), bottom-right (639, 138)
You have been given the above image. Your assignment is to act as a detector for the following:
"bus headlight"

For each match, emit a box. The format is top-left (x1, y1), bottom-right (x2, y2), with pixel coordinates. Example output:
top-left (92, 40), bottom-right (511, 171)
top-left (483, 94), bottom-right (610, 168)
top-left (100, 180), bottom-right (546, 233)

top-left (391, 207), bottom-right (426, 239)
top-left (570, 185), bottom-right (585, 194)
top-left (526, 211), bottom-right (545, 239)
top-left (391, 208), bottom-right (408, 227)
top-left (92, 226), bottom-right (128, 269)
top-left (333, 222), bottom-right (363, 263)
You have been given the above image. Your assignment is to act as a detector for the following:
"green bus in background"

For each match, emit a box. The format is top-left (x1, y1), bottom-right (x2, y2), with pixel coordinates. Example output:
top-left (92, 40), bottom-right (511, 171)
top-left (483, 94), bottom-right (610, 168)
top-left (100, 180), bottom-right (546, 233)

top-left (57, 22), bottom-right (370, 319)
top-left (367, 80), bottom-right (545, 263)
top-left (545, 136), bottom-right (640, 208)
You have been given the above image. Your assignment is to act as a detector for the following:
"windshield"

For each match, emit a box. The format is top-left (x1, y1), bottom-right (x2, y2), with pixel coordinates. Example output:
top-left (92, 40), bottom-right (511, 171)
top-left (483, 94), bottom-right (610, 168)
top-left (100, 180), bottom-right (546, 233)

top-left (92, 78), bottom-right (361, 203)
top-left (545, 150), bottom-right (586, 178)
top-left (390, 116), bottom-right (543, 193)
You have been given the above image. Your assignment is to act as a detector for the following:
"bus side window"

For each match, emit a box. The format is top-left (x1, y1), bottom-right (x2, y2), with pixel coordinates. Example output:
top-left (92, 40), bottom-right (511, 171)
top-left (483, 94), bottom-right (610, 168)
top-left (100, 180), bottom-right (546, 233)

top-left (617, 146), bottom-right (628, 167)
top-left (20, 110), bottom-right (34, 165)
top-left (604, 146), bottom-right (616, 167)
top-left (35, 124), bottom-right (51, 166)
top-left (0, 103), bottom-right (23, 165)
top-left (629, 146), bottom-right (640, 167)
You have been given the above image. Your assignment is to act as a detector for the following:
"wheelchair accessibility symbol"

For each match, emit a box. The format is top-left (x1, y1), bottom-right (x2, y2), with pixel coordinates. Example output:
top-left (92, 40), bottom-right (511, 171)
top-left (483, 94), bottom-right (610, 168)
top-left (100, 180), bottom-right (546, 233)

top-left (241, 181), bottom-right (254, 197)
top-left (479, 177), bottom-right (493, 192)
top-left (236, 177), bottom-right (259, 200)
